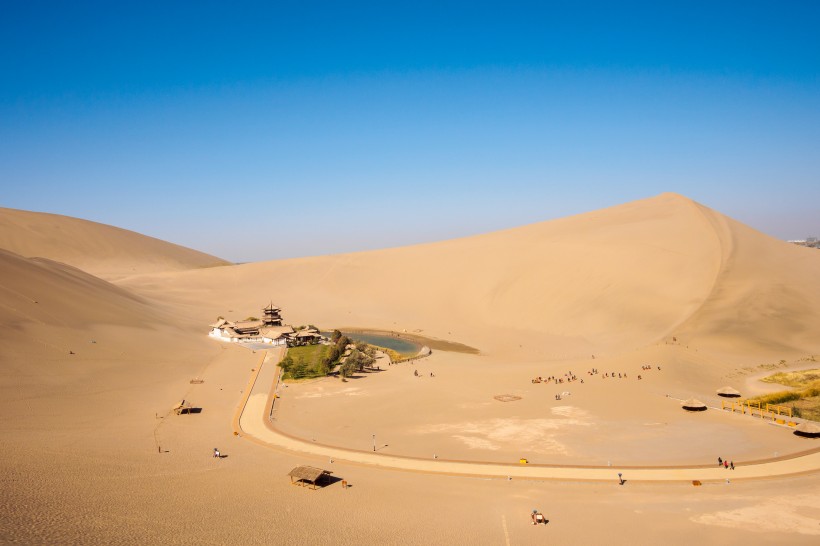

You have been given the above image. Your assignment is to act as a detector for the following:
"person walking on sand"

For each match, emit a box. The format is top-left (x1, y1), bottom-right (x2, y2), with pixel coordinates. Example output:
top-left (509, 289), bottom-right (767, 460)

top-left (618, 472), bottom-right (624, 485)
top-left (213, 448), bottom-right (220, 458)
top-left (724, 460), bottom-right (728, 469)
top-left (730, 461), bottom-right (734, 470)
top-left (718, 456), bottom-right (722, 466)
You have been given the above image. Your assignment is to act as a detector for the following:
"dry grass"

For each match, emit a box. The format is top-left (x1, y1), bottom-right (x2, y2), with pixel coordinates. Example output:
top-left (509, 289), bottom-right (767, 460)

top-left (749, 390), bottom-right (804, 406)
top-left (761, 368), bottom-right (820, 388)
top-left (377, 347), bottom-right (404, 363)
top-left (791, 396), bottom-right (820, 422)
top-left (749, 369), bottom-right (820, 419)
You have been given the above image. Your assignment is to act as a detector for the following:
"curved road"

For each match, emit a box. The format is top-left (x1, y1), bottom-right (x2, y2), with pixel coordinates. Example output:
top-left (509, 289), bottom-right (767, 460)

top-left (235, 350), bottom-right (820, 482)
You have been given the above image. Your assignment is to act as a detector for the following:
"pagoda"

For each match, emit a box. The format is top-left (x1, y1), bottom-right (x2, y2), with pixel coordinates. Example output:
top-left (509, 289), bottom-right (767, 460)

top-left (263, 302), bottom-right (283, 327)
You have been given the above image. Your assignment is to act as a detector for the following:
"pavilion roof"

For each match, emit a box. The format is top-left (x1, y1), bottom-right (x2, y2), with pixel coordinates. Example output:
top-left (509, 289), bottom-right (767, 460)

top-left (288, 465), bottom-right (328, 483)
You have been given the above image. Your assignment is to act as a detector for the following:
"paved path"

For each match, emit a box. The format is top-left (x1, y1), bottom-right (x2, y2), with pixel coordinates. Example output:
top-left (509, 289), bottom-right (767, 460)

top-left (235, 351), bottom-right (820, 482)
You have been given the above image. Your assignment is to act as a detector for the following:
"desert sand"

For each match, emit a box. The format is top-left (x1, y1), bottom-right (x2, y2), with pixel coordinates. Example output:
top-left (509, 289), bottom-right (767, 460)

top-left (2, 193), bottom-right (819, 545)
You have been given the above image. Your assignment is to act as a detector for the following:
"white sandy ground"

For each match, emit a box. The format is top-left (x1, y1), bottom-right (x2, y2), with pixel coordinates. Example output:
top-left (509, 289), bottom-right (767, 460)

top-left (2, 194), bottom-right (820, 544)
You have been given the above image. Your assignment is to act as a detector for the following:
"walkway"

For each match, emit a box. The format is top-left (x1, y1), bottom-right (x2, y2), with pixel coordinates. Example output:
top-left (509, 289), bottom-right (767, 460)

top-left (235, 350), bottom-right (820, 482)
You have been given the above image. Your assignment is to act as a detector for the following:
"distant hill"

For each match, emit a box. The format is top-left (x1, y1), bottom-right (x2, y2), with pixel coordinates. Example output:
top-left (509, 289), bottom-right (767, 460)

top-left (0, 207), bottom-right (230, 279)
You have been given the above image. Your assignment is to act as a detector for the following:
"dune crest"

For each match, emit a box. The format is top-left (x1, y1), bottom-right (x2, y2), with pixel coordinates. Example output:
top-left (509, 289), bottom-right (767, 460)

top-left (0, 248), bottom-right (155, 329)
top-left (0, 207), bottom-right (230, 279)
top-left (117, 192), bottom-right (820, 359)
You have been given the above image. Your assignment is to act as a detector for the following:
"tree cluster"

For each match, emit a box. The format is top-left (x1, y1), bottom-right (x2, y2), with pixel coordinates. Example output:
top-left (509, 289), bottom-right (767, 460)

top-left (325, 331), bottom-right (350, 371)
top-left (278, 354), bottom-right (310, 379)
top-left (277, 329), bottom-right (379, 381)
top-left (339, 348), bottom-right (375, 378)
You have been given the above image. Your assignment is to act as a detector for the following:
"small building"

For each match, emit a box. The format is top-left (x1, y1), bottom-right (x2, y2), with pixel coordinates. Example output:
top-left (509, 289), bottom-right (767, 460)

top-left (292, 328), bottom-right (322, 346)
top-left (208, 318), bottom-right (236, 339)
top-left (232, 320), bottom-right (264, 336)
top-left (260, 326), bottom-right (293, 347)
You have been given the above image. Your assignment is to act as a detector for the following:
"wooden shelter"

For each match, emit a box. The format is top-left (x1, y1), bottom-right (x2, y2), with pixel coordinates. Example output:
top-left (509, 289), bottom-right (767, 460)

top-left (681, 398), bottom-right (707, 411)
top-left (172, 400), bottom-right (192, 415)
top-left (288, 466), bottom-right (330, 489)
top-left (794, 422), bottom-right (820, 438)
top-left (716, 386), bottom-right (741, 398)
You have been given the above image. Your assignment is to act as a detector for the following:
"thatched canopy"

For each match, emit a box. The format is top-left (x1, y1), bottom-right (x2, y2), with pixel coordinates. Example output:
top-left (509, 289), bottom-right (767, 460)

top-left (794, 422), bottom-right (820, 438)
top-left (288, 466), bottom-right (330, 489)
top-left (716, 386), bottom-right (741, 398)
top-left (681, 398), bottom-right (707, 411)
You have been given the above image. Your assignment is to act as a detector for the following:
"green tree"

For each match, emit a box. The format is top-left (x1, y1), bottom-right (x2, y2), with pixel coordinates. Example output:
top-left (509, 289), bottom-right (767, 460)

top-left (346, 349), bottom-right (375, 372)
top-left (290, 356), bottom-right (309, 379)
top-left (278, 355), bottom-right (294, 374)
top-left (339, 359), bottom-right (357, 378)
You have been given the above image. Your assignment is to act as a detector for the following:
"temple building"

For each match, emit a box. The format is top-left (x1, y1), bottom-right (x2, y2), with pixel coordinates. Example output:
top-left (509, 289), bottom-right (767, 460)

top-left (208, 304), bottom-right (322, 347)
top-left (263, 302), bottom-right (283, 326)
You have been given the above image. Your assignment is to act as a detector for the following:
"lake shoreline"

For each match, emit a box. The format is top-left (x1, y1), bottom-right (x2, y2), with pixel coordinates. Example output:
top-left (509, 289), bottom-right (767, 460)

top-left (335, 327), bottom-right (480, 355)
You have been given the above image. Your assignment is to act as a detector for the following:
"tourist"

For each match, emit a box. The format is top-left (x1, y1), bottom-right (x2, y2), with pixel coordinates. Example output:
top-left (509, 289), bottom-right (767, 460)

top-left (213, 448), bottom-right (220, 458)
top-left (730, 461), bottom-right (734, 470)
top-left (618, 472), bottom-right (624, 485)
top-left (724, 460), bottom-right (729, 469)
top-left (718, 457), bottom-right (722, 466)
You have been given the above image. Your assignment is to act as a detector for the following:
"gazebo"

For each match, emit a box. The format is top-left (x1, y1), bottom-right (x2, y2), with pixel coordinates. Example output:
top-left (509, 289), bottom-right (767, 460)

top-left (794, 422), bottom-right (820, 438)
top-left (681, 398), bottom-right (707, 411)
top-left (716, 386), bottom-right (741, 398)
top-left (288, 466), bottom-right (330, 489)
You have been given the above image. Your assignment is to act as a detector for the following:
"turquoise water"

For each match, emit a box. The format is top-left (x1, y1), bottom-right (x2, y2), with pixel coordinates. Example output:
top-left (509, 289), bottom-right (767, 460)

top-left (332, 332), bottom-right (421, 355)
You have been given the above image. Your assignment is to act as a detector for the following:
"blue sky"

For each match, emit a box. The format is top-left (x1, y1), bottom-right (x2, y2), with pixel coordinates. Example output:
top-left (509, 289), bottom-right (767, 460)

top-left (2, 1), bottom-right (819, 262)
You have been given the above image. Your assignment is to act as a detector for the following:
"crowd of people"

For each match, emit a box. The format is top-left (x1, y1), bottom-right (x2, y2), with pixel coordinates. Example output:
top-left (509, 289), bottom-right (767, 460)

top-left (532, 364), bottom-right (663, 386)
top-left (532, 371), bottom-right (583, 385)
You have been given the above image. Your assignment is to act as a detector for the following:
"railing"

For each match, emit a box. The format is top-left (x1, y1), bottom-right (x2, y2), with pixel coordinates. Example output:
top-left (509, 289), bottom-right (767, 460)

top-left (721, 399), bottom-right (794, 422)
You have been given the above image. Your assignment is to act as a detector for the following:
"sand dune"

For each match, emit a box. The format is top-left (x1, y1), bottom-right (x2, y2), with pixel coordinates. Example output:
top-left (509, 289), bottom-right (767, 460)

top-left (121, 192), bottom-right (820, 360)
top-left (672, 208), bottom-right (820, 359)
top-left (0, 206), bottom-right (230, 279)
top-left (2, 193), bottom-right (820, 545)
top-left (0, 248), bottom-right (153, 327)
